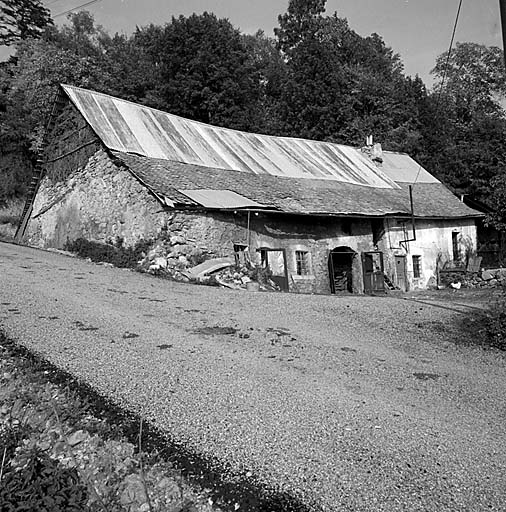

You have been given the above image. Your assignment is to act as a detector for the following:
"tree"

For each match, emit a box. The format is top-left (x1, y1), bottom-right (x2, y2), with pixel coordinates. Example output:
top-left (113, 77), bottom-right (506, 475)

top-left (0, 11), bottom-right (114, 202)
top-left (432, 42), bottom-right (506, 119)
top-left (273, 0), bottom-right (423, 146)
top-left (134, 13), bottom-right (262, 130)
top-left (422, 42), bottom-right (506, 204)
top-left (0, 0), bottom-right (52, 45)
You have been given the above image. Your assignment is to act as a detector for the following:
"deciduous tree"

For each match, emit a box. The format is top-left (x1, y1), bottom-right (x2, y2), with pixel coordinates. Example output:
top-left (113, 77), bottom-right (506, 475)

top-left (0, 0), bottom-right (52, 45)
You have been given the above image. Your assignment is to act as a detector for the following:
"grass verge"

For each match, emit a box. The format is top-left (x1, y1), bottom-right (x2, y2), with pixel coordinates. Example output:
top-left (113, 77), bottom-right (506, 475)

top-left (0, 331), bottom-right (211, 512)
top-left (0, 331), bottom-right (314, 512)
top-left (463, 288), bottom-right (506, 351)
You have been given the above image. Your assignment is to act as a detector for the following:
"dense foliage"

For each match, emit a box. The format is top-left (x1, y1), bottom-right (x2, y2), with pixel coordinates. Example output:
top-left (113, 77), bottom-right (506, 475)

top-left (1, 0), bottom-right (506, 227)
top-left (0, 0), bottom-right (52, 45)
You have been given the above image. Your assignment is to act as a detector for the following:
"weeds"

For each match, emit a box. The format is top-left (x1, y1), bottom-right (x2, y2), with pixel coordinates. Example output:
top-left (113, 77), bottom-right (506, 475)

top-left (64, 237), bottom-right (151, 269)
top-left (0, 336), bottom-right (210, 512)
top-left (478, 289), bottom-right (506, 350)
top-left (463, 288), bottom-right (506, 350)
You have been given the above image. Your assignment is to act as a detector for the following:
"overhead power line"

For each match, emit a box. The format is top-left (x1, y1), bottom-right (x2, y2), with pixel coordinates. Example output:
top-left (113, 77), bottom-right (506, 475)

top-left (436, 0), bottom-right (463, 109)
top-left (53, 0), bottom-right (103, 18)
top-left (413, 0), bottom-right (463, 185)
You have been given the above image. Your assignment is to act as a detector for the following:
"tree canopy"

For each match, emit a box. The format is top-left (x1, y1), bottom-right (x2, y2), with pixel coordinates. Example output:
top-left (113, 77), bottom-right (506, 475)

top-left (0, 0), bottom-right (506, 231)
top-left (0, 0), bottom-right (52, 45)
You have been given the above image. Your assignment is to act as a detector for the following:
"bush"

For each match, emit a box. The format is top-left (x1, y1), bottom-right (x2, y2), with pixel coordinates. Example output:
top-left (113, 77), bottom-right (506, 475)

top-left (0, 447), bottom-right (88, 512)
top-left (64, 237), bottom-right (151, 269)
top-left (248, 265), bottom-right (273, 285)
top-left (480, 289), bottom-right (506, 350)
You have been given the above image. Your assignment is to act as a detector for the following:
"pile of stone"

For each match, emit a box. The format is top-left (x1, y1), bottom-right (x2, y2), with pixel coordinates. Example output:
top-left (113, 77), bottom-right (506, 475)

top-left (137, 236), bottom-right (217, 282)
top-left (138, 239), bottom-right (280, 291)
top-left (440, 268), bottom-right (506, 289)
top-left (471, 268), bottom-right (506, 288)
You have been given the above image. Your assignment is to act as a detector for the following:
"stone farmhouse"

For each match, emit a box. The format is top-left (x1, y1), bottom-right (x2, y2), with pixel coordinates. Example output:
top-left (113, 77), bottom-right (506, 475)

top-left (19, 84), bottom-right (482, 294)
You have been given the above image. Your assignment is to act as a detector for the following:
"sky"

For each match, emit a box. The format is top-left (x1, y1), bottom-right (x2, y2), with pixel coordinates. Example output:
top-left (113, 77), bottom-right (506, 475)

top-left (1, 0), bottom-right (504, 86)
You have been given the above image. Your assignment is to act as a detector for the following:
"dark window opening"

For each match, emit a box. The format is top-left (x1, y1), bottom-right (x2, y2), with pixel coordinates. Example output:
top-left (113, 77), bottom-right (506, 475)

top-left (233, 243), bottom-right (249, 266)
top-left (372, 219), bottom-right (385, 246)
top-left (295, 250), bottom-right (309, 275)
top-left (342, 218), bottom-right (352, 235)
top-left (412, 255), bottom-right (421, 278)
top-left (452, 232), bottom-right (460, 261)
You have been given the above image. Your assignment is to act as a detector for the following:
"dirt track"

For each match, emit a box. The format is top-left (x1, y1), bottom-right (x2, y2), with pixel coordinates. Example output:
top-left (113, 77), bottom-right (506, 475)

top-left (1, 241), bottom-right (506, 511)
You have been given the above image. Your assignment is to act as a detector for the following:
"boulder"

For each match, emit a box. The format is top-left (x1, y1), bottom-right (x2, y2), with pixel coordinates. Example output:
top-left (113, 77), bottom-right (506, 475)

top-left (481, 270), bottom-right (494, 280)
top-left (154, 257), bottom-right (168, 269)
top-left (170, 235), bottom-right (186, 245)
top-left (178, 255), bottom-right (189, 265)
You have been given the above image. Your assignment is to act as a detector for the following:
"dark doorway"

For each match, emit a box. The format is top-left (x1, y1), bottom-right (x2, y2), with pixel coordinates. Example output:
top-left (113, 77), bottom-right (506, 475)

top-left (328, 247), bottom-right (355, 293)
top-left (362, 252), bottom-right (385, 294)
top-left (395, 255), bottom-right (408, 291)
top-left (259, 248), bottom-right (289, 291)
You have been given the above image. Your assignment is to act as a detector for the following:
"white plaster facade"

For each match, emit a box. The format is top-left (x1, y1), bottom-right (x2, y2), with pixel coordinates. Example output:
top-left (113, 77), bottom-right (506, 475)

top-left (382, 218), bottom-right (478, 290)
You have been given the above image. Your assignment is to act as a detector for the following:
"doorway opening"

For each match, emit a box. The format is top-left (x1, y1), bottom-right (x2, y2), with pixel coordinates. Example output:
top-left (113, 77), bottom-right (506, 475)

top-left (362, 251), bottom-right (385, 294)
top-left (258, 248), bottom-right (289, 291)
top-left (328, 247), bottom-right (356, 293)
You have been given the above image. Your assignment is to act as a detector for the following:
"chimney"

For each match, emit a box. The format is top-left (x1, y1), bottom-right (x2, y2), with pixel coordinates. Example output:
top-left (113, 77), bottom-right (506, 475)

top-left (361, 135), bottom-right (383, 166)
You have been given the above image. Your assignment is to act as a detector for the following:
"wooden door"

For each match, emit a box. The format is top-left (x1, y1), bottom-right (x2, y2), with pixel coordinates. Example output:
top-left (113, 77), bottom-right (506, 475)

top-left (395, 255), bottom-right (408, 291)
top-left (362, 252), bottom-right (385, 294)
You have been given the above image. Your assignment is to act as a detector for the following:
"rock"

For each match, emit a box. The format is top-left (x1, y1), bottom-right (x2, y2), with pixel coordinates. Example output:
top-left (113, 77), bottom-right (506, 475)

top-left (489, 279), bottom-right (498, 286)
top-left (178, 255), bottom-right (188, 265)
top-left (170, 235), bottom-right (186, 245)
top-left (154, 257), bottom-right (168, 269)
top-left (481, 270), bottom-right (494, 280)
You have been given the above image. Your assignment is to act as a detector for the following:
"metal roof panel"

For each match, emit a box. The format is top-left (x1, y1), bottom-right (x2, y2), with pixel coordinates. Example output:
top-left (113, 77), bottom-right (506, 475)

top-left (62, 84), bottom-right (400, 189)
top-left (179, 189), bottom-right (270, 209)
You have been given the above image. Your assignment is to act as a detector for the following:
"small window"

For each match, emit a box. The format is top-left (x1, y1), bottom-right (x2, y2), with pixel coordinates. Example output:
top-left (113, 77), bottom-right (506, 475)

top-left (452, 232), bottom-right (460, 261)
top-left (342, 218), bottom-right (352, 235)
top-left (412, 255), bottom-right (422, 278)
top-left (295, 250), bottom-right (310, 275)
top-left (372, 219), bottom-right (385, 246)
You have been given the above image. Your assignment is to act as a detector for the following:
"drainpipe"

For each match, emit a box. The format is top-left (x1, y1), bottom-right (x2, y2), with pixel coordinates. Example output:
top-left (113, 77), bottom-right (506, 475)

top-left (400, 185), bottom-right (417, 246)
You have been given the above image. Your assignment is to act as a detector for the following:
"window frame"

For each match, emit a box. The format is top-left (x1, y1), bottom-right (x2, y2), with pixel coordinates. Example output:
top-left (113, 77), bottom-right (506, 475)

top-left (295, 250), bottom-right (310, 276)
top-left (452, 231), bottom-right (460, 261)
top-left (412, 255), bottom-right (422, 279)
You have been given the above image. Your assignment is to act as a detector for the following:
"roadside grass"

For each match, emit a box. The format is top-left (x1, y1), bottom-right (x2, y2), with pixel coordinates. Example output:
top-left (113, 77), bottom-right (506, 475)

top-left (0, 332), bottom-right (216, 512)
top-left (461, 288), bottom-right (506, 351)
top-left (0, 200), bottom-right (22, 242)
top-left (64, 237), bottom-right (152, 269)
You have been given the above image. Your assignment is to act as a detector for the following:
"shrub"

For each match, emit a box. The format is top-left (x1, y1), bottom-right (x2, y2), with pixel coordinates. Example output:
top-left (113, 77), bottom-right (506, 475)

top-left (64, 237), bottom-right (151, 269)
top-left (248, 265), bottom-right (273, 285)
top-left (0, 447), bottom-right (88, 512)
top-left (480, 289), bottom-right (506, 350)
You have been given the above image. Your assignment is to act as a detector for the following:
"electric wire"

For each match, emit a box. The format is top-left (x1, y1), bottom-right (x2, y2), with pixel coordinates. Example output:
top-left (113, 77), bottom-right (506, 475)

top-left (53, 0), bottom-right (103, 18)
top-left (413, 0), bottom-right (463, 185)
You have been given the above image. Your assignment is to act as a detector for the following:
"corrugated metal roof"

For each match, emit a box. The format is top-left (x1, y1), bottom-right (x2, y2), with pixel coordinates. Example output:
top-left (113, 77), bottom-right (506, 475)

top-left (178, 189), bottom-right (269, 209)
top-left (378, 151), bottom-right (440, 184)
top-left (62, 84), bottom-right (399, 190)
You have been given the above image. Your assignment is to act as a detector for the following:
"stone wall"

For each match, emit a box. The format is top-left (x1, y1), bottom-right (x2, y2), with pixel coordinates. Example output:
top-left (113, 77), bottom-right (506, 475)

top-left (150, 211), bottom-right (377, 294)
top-left (27, 149), bottom-right (168, 248)
top-left (27, 146), bottom-right (380, 294)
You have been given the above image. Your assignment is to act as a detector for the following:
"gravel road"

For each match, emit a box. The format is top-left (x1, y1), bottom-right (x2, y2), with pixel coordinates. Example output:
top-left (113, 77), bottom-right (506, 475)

top-left (1, 241), bottom-right (506, 511)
